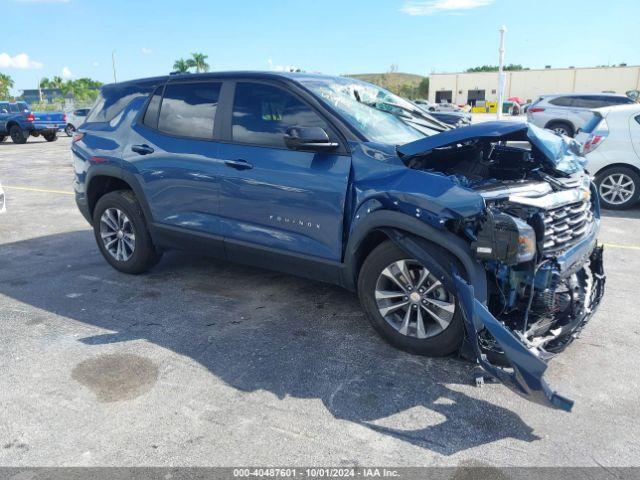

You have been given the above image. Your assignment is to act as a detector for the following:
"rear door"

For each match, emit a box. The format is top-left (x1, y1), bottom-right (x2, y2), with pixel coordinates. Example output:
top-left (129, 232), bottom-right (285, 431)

top-left (124, 80), bottom-right (227, 244)
top-left (216, 80), bottom-right (352, 264)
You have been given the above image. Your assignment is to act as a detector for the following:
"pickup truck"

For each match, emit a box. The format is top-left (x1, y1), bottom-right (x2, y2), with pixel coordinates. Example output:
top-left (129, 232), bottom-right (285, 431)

top-left (0, 101), bottom-right (67, 144)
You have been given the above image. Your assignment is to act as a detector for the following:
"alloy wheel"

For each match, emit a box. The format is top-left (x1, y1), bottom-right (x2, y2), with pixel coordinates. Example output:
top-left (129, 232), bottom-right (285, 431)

top-left (374, 259), bottom-right (455, 339)
top-left (599, 173), bottom-right (635, 205)
top-left (99, 208), bottom-right (136, 262)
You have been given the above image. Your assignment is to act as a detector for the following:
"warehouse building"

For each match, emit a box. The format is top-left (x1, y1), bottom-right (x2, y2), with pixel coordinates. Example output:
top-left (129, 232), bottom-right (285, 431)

top-left (428, 65), bottom-right (640, 106)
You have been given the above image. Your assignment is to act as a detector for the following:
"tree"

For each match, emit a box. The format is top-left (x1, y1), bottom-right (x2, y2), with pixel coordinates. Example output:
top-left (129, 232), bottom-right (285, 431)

top-left (189, 52), bottom-right (210, 73)
top-left (0, 73), bottom-right (14, 99)
top-left (417, 77), bottom-right (429, 98)
top-left (172, 58), bottom-right (191, 73)
top-left (465, 64), bottom-right (524, 73)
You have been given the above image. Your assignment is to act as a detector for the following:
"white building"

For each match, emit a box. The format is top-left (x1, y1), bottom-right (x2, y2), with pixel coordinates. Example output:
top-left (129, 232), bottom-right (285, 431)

top-left (429, 65), bottom-right (640, 106)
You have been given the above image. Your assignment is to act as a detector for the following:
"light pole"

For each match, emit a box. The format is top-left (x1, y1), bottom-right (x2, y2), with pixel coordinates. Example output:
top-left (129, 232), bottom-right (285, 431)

top-left (497, 25), bottom-right (507, 120)
top-left (112, 51), bottom-right (117, 83)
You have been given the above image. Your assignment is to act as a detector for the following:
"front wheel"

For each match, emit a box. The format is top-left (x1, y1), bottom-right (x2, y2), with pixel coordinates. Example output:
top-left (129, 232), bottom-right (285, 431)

top-left (43, 131), bottom-right (57, 142)
top-left (595, 166), bottom-right (640, 210)
top-left (65, 124), bottom-right (75, 137)
top-left (92, 190), bottom-right (162, 274)
top-left (357, 241), bottom-right (464, 356)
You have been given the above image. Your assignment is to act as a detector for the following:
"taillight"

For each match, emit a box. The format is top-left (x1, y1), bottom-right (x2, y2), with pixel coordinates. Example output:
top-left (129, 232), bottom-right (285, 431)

top-left (582, 119), bottom-right (609, 154)
top-left (72, 133), bottom-right (84, 143)
top-left (63, 114), bottom-right (67, 122)
top-left (26, 113), bottom-right (35, 122)
top-left (528, 107), bottom-right (545, 113)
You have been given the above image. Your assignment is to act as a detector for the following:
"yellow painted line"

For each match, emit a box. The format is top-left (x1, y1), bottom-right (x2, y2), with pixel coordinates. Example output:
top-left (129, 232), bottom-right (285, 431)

top-left (3, 185), bottom-right (74, 196)
top-left (601, 242), bottom-right (640, 251)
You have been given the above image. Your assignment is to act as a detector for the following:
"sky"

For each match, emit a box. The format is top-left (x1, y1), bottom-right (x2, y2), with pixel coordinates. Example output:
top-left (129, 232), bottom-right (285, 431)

top-left (2, 0), bottom-right (639, 94)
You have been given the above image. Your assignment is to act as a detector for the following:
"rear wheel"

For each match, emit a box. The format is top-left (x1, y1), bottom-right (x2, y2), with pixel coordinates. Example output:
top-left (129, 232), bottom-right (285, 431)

top-left (0, 136), bottom-right (6, 142)
top-left (357, 240), bottom-right (464, 356)
top-left (93, 190), bottom-right (162, 274)
top-left (43, 131), bottom-right (57, 142)
top-left (546, 121), bottom-right (574, 137)
top-left (595, 166), bottom-right (640, 210)
top-left (65, 124), bottom-right (75, 137)
top-left (9, 125), bottom-right (27, 144)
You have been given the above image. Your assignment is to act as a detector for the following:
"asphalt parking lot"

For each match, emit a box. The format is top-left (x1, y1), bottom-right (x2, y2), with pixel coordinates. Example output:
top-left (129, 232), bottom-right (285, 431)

top-left (1, 136), bottom-right (639, 467)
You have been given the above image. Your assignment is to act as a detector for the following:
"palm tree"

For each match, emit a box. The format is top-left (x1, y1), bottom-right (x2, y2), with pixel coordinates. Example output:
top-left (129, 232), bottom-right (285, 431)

top-left (39, 77), bottom-right (51, 89)
top-left (0, 73), bottom-right (14, 98)
top-left (189, 52), bottom-right (210, 73)
top-left (172, 58), bottom-right (191, 73)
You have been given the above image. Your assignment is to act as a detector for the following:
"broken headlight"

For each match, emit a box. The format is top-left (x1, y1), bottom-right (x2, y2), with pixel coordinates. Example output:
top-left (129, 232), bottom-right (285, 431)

top-left (472, 211), bottom-right (536, 265)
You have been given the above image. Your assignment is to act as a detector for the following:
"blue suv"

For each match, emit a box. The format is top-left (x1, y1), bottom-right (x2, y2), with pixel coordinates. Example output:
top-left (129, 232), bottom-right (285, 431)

top-left (73, 72), bottom-right (605, 411)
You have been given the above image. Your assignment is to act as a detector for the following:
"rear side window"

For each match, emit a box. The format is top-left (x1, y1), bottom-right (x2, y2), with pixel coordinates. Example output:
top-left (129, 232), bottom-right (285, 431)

top-left (86, 83), bottom-right (155, 123)
top-left (549, 96), bottom-right (574, 107)
top-left (157, 82), bottom-right (221, 139)
top-left (232, 82), bottom-right (327, 148)
top-left (143, 86), bottom-right (163, 130)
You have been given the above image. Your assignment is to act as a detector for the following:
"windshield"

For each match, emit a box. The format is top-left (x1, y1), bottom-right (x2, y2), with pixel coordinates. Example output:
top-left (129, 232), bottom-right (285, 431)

top-left (299, 77), bottom-right (426, 145)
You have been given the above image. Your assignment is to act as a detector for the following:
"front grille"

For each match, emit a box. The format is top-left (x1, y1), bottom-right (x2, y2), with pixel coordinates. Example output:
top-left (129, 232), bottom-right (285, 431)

top-left (542, 199), bottom-right (593, 252)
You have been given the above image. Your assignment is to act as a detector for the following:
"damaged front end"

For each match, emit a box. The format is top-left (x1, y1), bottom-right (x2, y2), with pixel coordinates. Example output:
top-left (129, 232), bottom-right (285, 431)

top-left (392, 122), bottom-right (606, 411)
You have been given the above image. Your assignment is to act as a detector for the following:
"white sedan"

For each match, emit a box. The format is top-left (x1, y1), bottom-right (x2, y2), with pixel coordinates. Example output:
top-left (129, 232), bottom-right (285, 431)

top-left (577, 104), bottom-right (640, 209)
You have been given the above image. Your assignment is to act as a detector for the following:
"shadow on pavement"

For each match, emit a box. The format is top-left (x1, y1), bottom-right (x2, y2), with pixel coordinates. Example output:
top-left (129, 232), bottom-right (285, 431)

top-left (0, 230), bottom-right (540, 455)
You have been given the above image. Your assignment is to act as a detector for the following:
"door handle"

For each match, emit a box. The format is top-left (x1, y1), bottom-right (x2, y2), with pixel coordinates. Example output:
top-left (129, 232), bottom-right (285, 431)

top-left (131, 144), bottom-right (154, 155)
top-left (224, 159), bottom-right (253, 170)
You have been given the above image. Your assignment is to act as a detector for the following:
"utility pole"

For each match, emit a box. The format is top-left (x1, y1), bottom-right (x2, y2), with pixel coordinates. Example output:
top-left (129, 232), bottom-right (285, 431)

top-left (112, 51), bottom-right (118, 83)
top-left (497, 25), bottom-right (507, 120)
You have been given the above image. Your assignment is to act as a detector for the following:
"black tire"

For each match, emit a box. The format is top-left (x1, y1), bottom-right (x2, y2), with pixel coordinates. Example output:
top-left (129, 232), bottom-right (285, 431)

top-left (357, 240), bottom-right (464, 356)
top-left (595, 166), bottom-right (640, 210)
top-left (546, 121), bottom-right (574, 137)
top-left (92, 190), bottom-right (162, 274)
top-left (9, 125), bottom-right (27, 144)
top-left (43, 131), bottom-right (57, 142)
top-left (65, 124), bottom-right (75, 137)
top-left (0, 136), bottom-right (6, 142)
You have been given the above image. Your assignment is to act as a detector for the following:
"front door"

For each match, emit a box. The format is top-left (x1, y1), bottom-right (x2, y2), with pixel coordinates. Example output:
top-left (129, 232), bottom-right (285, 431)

top-left (216, 81), bottom-right (351, 264)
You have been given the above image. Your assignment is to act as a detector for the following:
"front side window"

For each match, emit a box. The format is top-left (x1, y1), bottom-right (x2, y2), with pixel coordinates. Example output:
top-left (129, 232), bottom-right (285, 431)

top-left (232, 82), bottom-right (327, 148)
top-left (158, 82), bottom-right (221, 139)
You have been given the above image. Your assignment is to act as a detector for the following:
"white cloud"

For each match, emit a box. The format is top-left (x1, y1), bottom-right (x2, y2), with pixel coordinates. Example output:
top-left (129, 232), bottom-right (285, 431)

top-left (0, 52), bottom-right (43, 69)
top-left (61, 66), bottom-right (73, 78)
top-left (400, 0), bottom-right (493, 15)
top-left (141, 47), bottom-right (152, 55)
top-left (92, 61), bottom-right (100, 67)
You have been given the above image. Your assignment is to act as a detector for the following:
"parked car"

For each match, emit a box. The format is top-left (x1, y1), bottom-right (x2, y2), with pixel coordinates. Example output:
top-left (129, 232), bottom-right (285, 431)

top-left (73, 72), bottom-right (605, 411)
top-left (415, 99), bottom-right (462, 112)
top-left (526, 93), bottom-right (636, 137)
top-left (0, 102), bottom-right (67, 144)
top-left (65, 108), bottom-right (90, 136)
top-left (576, 104), bottom-right (640, 209)
top-left (417, 108), bottom-right (471, 127)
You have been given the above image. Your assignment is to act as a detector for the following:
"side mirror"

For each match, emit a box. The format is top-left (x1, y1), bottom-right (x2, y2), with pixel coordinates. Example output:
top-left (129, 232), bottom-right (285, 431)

top-left (0, 109), bottom-right (7, 114)
top-left (284, 126), bottom-right (338, 151)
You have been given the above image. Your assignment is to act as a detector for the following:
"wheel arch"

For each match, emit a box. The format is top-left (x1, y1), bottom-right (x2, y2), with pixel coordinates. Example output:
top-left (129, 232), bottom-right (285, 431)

top-left (593, 162), bottom-right (640, 178)
top-left (544, 119), bottom-right (575, 134)
top-left (85, 168), bottom-right (154, 227)
top-left (342, 210), bottom-right (487, 303)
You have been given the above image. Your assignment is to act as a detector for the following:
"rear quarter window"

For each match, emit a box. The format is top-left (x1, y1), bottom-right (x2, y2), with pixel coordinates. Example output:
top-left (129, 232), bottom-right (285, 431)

top-left (86, 83), bottom-right (157, 123)
top-left (549, 96), bottom-right (574, 107)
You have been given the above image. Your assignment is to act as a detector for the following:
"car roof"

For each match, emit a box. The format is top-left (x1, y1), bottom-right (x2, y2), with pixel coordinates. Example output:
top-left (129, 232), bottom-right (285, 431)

top-left (593, 103), bottom-right (640, 116)
top-left (100, 71), bottom-right (347, 90)
top-left (543, 92), bottom-right (631, 99)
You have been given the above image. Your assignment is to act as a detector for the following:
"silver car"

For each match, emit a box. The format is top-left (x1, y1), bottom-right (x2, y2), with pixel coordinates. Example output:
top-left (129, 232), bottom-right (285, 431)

top-left (64, 108), bottom-right (90, 137)
top-left (526, 93), bottom-right (635, 137)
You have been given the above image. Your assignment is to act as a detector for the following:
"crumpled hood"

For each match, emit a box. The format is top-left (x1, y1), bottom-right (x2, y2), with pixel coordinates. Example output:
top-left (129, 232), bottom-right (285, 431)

top-left (397, 121), bottom-right (586, 175)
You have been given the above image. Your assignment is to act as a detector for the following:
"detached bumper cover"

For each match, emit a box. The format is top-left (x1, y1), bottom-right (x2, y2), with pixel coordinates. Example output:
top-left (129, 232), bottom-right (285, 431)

top-left (455, 245), bottom-right (605, 412)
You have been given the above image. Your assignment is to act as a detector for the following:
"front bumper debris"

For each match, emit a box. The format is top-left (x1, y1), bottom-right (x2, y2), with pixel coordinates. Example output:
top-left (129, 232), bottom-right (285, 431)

top-left (455, 246), bottom-right (605, 412)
